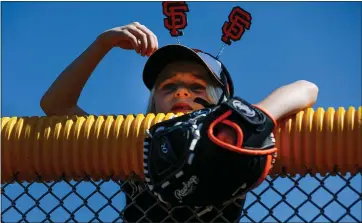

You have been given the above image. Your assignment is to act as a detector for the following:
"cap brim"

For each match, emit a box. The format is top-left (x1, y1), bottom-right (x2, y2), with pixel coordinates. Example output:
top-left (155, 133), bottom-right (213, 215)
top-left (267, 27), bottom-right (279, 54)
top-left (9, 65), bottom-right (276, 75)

top-left (142, 44), bottom-right (223, 90)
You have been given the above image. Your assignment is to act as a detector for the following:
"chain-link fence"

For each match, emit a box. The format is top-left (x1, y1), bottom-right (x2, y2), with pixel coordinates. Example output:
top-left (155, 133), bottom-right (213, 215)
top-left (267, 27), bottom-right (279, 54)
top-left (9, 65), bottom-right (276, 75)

top-left (2, 170), bottom-right (361, 223)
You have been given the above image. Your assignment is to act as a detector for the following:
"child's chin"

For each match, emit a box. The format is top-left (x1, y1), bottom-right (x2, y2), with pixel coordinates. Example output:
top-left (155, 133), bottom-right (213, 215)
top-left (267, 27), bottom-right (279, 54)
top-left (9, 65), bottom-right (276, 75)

top-left (171, 109), bottom-right (193, 114)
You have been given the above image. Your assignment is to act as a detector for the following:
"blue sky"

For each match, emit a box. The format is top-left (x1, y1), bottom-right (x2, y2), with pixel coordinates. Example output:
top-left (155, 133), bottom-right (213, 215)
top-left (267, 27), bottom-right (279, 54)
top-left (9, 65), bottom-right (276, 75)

top-left (1, 2), bottom-right (361, 222)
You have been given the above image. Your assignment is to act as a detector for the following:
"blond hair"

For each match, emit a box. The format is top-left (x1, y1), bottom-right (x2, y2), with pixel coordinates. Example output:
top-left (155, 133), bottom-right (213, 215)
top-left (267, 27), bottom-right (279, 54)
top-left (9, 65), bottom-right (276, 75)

top-left (145, 68), bottom-right (225, 113)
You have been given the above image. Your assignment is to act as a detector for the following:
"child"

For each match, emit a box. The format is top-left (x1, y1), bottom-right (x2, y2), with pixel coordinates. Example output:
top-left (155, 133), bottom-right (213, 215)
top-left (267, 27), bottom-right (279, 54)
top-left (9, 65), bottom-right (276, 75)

top-left (41, 22), bottom-right (319, 222)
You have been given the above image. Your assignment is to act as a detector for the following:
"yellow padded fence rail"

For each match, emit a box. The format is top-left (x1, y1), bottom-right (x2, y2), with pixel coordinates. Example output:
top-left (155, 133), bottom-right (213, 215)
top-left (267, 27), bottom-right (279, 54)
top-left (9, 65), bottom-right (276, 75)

top-left (1, 106), bottom-right (361, 184)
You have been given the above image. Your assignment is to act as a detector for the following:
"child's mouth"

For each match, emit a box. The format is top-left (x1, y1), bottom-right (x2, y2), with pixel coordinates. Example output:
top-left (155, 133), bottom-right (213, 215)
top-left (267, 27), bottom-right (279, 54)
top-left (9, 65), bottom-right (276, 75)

top-left (171, 103), bottom-right (193, 113)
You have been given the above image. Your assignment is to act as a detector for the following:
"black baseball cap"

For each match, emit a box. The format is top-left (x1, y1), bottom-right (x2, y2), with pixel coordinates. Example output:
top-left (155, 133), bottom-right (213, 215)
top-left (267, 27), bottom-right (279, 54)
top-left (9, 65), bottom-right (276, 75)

top-left (142, 44), bottom-right (234, 98)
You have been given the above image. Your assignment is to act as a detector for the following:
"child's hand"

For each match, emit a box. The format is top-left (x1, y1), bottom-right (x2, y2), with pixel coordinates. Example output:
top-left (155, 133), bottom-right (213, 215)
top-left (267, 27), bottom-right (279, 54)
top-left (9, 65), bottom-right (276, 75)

top-left (97, 22), bottom-right (158, 57)
top-left (216, 125), bottom-right (237, 145)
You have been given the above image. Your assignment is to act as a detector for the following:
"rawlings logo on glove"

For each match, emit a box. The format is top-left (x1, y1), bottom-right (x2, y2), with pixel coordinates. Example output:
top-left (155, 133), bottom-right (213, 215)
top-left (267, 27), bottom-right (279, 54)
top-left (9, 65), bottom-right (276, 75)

top-left (174, 175), bottom-right (199, 200)
top-left (143, 97), bottom-right (278, 207)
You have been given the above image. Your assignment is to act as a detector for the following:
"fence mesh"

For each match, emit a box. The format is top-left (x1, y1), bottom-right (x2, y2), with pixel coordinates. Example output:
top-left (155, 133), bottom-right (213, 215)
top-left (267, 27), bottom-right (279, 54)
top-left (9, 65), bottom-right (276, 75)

top-left (2, 170), bottom-right (361, 223)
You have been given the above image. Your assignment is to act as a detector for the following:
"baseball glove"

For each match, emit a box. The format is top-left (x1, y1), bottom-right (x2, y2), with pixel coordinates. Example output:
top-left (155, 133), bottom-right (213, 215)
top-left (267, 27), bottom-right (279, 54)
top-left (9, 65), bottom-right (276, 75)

top-left (143, 97), bottom-right (278, 208)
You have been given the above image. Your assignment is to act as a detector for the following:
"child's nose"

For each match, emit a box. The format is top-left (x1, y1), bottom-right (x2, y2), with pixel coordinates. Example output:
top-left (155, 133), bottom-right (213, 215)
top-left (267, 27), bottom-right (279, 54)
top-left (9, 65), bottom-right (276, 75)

top-left (174, 88), bottom-right (191, 98)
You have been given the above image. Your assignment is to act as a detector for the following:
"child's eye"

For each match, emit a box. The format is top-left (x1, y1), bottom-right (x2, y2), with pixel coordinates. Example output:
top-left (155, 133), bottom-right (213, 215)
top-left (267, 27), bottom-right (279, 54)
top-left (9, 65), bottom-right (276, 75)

top-left (191, 84), bottom-right (206, 92)
top-left (161, 83), bottom-right (177, 92)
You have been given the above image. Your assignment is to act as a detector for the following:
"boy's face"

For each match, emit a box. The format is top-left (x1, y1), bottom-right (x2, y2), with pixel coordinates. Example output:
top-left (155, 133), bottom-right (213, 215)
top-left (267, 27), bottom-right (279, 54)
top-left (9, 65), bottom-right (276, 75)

top-left (154, 61), bottom-right (214, 114)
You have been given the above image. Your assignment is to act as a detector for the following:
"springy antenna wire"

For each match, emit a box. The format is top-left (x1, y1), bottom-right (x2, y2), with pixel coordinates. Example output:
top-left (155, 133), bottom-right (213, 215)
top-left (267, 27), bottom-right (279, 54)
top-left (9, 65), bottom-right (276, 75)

top-left (216, 43), bottom-right (226, 59)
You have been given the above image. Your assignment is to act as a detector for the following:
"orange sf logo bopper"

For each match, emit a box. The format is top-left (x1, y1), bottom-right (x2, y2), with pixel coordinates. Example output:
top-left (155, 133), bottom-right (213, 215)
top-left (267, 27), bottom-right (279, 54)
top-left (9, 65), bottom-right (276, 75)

top-left (221, 6), bottom-right (252, 45)
top-left (162, 1), bottom-right (189, 37)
